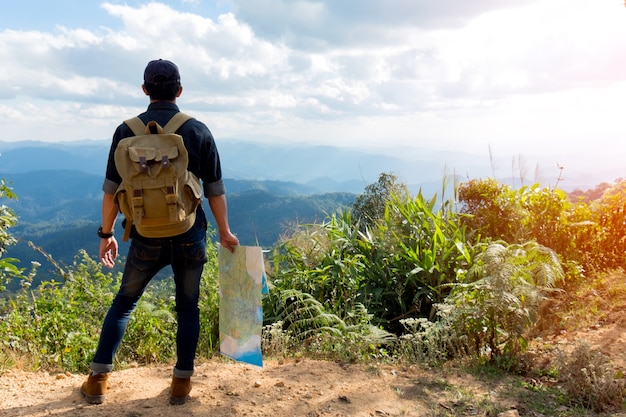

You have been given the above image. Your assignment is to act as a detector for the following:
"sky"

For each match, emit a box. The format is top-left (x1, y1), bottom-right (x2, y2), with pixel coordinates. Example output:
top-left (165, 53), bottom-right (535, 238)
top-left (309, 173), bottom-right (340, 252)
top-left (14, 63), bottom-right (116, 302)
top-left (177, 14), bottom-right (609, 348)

top-left (1, 0), bottom-right (626, 183)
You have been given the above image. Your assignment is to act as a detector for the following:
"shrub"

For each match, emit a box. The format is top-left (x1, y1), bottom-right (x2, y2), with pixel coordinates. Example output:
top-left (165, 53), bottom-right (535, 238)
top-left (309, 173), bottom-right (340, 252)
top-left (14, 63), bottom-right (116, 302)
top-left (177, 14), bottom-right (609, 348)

top-left (262, 288), bottom-right (395, 362)
top-left (269, 187), bottom-right (474, 337)
top-left (0, 235), bottom-right (222, 373)
top-left (556, 341), bottom-right (625, 412)
top-left (0, 251), bottom-right (117, 371)
top-left (444, 241), bottom-right (563, 361)
top-left (458, 178), bottom-right (524, 244)
top-left (458, 179), bottom-right (586, 269)
top-left (0, 179), bottom-right (23, 292)
top-left (589, 179), bottom-right (626, 270)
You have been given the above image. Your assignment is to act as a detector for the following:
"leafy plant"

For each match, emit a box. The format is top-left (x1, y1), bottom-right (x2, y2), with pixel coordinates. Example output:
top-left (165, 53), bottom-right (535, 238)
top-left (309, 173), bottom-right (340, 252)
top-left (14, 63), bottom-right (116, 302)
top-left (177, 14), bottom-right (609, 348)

top-left (378, 190), bottom-right (473, 329)
top-left (444, 241), bottom-right (564, 361)
top-left (0, 250), bottom-right (117, 371)
top-left (269, 174), bottom-right (474, 336)
top-left (458, 178), bottom-right (524, 244)
top-left (588, 179), bottom-right (626, 270)
top-left (269, 211), bottom-right (371, 319)
top-left (263, 288), bottom-right (394, 362)
top-left (0, 179), bottom-right (23, 291)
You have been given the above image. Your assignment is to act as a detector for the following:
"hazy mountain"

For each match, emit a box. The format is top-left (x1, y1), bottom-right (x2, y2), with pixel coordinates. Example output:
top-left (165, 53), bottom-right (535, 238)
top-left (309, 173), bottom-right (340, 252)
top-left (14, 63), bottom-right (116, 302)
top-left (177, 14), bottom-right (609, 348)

top-left (0, 139), bottom-right (496, 194)
top-left (0, 139), bottom-right (614, 196)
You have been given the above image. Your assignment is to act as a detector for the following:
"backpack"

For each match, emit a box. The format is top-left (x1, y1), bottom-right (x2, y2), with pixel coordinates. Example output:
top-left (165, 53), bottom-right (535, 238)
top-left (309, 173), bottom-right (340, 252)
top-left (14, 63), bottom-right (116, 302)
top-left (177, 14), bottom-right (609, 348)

top-left (113, 112), bottom-right (202, 241)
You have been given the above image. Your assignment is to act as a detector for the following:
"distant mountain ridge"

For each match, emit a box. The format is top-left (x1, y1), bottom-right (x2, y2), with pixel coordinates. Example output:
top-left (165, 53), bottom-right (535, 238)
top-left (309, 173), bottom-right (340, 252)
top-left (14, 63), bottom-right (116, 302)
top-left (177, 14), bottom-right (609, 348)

top-left (0, 139), bottom-right (482, 196)
top-left (0, 141), bottom-right (109, 176)
top-left (0, 138), bottom-right (615, 195)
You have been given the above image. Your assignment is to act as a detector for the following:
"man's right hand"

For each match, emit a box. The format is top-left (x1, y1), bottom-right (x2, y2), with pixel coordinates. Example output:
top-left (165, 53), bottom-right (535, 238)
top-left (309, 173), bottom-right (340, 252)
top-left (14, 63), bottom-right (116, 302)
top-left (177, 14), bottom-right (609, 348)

top-left (220, 231), bottom-right (239, 253)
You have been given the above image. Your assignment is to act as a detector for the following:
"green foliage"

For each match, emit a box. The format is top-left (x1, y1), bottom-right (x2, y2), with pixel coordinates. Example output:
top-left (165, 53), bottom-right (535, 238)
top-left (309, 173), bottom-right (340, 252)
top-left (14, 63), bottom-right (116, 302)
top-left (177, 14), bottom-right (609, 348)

top-left (269, 211), bottom-right (371, 320)
top-left (352, 172), bottom-right (408, 231)
top-left (268, 173), bottom-right (474, 336)
top-left (517, 184), bottom-right (576, 258)
top-left (457, 178), bottom-right (610, 274)
top-left (588, 179), bottom-right (626, 270)
top-left (378, 191), bottom-right (473, 328)
top-left (0, 179), bottom-right (23, 291)
top-left (0, 236), bottom-right (222, 373)
top-left (392, 241), bottom-right (565, 367)
top-left (458, 178), bottom-right (524, 243)
top-left (0, 251), bottom-right (117, 371)
top-left (262, 288), bottom-right (395, 362)
top-left (267, 289), bottom-right (348, 339)
top-left (444, 241), bottom-right (563, 360)
top-left (458, 180), bottom-right (575, 252)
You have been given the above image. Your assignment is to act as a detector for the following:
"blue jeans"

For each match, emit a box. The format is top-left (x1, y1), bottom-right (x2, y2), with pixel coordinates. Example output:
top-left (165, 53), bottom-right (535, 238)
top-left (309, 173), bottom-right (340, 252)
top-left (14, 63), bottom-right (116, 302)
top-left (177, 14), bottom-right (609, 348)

top-left (91, 218), bottom-right (207, 378)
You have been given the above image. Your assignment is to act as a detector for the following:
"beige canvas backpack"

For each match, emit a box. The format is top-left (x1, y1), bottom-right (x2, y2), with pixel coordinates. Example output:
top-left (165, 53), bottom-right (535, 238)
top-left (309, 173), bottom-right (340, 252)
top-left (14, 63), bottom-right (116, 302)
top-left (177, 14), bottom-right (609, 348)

top-left (114, 112), bottom-right (202, 241)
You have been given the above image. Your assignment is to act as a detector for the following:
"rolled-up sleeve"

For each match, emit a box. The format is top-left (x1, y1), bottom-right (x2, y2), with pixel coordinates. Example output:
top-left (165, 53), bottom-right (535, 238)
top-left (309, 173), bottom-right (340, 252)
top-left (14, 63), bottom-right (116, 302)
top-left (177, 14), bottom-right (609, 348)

top-left (204, 179), bottom-right (225, 197)
top-left (102, 178), bottom-right (119, 194)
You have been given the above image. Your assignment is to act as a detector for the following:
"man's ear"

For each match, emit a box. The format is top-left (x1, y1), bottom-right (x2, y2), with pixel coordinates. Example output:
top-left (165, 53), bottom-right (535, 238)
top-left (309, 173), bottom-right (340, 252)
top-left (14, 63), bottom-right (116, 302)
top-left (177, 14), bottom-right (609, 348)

top-left (142, 84), bottom-right (149, 96)
top-left (176, 85), bottom-right (183, 98)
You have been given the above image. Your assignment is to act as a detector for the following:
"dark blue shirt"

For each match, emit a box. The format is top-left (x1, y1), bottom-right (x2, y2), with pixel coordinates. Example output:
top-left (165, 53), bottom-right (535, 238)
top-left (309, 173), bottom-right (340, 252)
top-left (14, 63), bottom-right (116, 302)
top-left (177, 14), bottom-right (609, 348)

top-left (102, 102), bottom-right (225, 198)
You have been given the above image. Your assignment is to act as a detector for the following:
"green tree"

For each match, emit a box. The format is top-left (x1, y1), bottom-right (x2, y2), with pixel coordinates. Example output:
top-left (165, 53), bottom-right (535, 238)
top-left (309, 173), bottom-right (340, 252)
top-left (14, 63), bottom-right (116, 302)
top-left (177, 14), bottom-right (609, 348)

top-left (458, 179), bottom-right (585, 268)
top-left (589, 179), bottom-right (626, 270)
top-left (458, 178), bottom-right (524, 244)
top-left (0, 179), bottom-right (23, 292)
top-left (351, 172), bottom-right (408, 231)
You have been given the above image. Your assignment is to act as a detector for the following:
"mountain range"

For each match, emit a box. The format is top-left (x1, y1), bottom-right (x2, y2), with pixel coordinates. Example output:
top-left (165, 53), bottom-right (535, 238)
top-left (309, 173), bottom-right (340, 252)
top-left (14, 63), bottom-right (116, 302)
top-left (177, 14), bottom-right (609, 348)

top-left (0, 138), bottom-right (617, 195)
top-left (0, 138), bottom-right (617, 289)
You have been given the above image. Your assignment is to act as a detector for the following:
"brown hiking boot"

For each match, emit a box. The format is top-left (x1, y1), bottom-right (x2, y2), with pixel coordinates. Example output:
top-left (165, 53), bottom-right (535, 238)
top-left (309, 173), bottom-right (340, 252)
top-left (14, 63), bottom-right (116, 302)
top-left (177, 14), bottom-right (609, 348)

top-left (170, 376), bottom-right (192, 405)
top-left (80, 372), bottom-right (110, 404)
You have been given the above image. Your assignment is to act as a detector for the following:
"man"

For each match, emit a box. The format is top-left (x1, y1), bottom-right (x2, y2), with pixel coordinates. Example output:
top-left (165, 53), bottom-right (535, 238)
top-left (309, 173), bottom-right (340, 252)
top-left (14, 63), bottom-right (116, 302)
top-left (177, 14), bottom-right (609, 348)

top-left (81, 59), bottom-right (239, 405)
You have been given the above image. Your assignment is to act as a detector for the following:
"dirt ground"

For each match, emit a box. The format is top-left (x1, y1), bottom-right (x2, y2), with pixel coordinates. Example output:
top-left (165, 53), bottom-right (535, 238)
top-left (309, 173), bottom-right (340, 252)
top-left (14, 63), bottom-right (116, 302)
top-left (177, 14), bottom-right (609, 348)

top-left (2, 309), bottom-right (626, 417)
top-left (0, 357), bottom-right (467, 417)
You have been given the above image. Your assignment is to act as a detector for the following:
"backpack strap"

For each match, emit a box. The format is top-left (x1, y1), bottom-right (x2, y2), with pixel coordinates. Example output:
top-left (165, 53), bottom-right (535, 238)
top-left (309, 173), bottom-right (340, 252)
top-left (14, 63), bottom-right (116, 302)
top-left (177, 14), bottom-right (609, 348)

top-left (163, 112), bottom-right (193, 134)
top-left (124, 113), bottom-right (192, 136)
top-left (124, 117), bottom-right (147, 136)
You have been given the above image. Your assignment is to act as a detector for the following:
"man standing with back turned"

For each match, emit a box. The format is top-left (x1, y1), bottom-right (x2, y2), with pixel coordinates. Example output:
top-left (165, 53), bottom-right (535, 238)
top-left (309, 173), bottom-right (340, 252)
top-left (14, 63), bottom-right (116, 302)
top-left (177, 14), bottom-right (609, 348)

top-left (81, 59), bottom-right (239, 405)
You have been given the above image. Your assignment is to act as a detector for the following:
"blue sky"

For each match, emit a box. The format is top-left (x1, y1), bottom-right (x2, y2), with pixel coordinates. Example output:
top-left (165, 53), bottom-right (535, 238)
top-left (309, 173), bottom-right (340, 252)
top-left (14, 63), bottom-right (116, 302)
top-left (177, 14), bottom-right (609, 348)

top-left (1, 0), bottom-right (626, 183)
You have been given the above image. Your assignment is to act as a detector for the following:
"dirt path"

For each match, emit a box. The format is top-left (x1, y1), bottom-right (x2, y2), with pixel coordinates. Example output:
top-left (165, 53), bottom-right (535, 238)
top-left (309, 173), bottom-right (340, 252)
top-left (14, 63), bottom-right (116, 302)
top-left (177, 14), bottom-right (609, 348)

top-left (0, 357), bottom-right (511, 417)
top-left (3, 308), bottom-right (626, 417)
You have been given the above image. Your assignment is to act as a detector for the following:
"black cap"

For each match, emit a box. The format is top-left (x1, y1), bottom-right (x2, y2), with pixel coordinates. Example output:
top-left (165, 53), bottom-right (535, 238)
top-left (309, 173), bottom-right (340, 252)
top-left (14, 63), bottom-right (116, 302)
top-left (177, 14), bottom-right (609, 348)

top-left (143, 59), bottom-right (180, 84)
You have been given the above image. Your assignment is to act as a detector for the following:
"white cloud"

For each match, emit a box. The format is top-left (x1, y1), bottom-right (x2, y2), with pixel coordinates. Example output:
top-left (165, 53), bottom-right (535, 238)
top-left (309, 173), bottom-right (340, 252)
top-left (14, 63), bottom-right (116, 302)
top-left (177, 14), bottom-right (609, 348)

top-left (229, 0), bottom-right (542, 49)
top-left (0, 0), bottom-right (624, 185)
